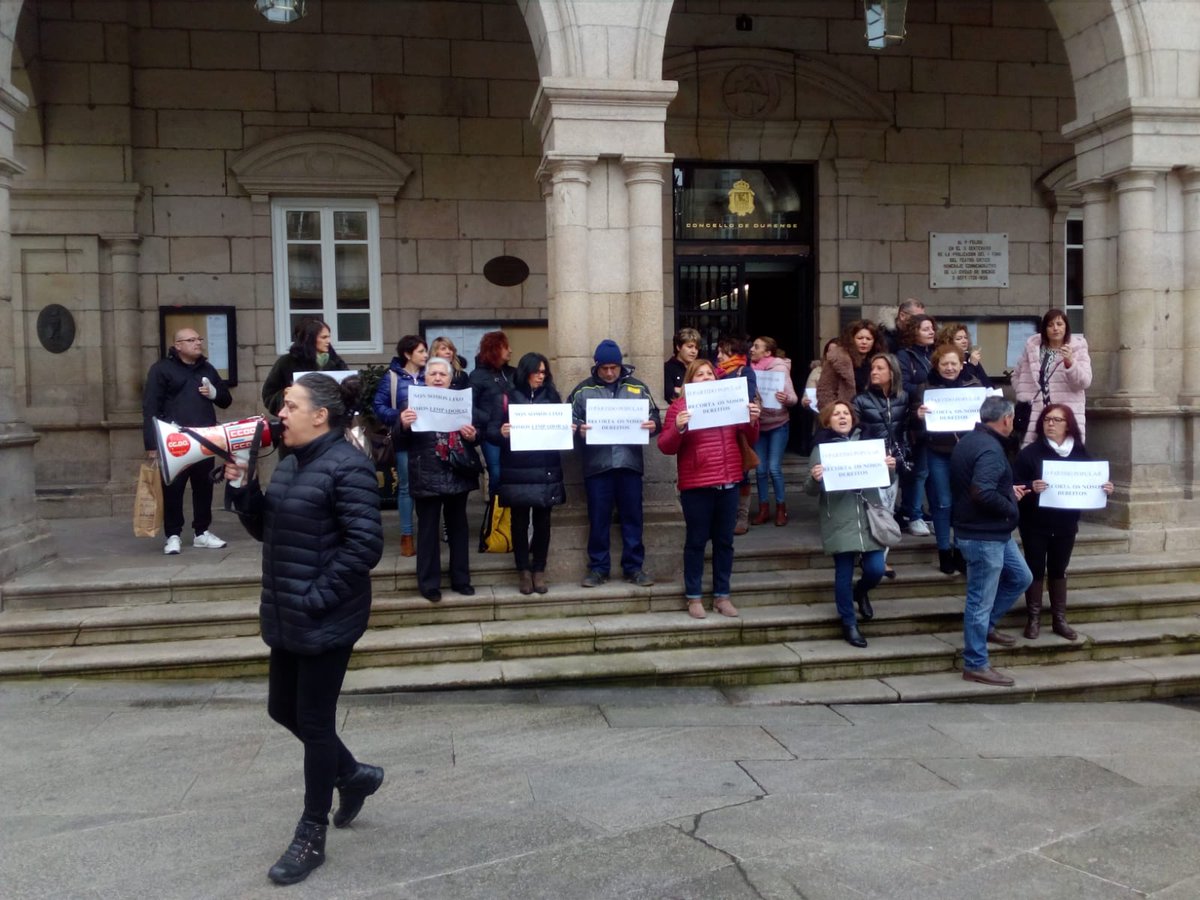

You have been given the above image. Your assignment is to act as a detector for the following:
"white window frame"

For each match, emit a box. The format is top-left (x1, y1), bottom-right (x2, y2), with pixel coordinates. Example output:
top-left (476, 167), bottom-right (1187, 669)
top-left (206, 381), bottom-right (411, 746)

top-left (270, 198), bottom-right (383, 355)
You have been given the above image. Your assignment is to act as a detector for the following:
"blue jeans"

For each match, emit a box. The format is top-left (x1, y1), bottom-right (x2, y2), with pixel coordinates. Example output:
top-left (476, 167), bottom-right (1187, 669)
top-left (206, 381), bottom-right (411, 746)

top-left (833, 550), bottom-right (885, 627)
top-left (584, 469), bottom-right (645, 576)
top-left (926, 450), bottom-right (954, 551)
top-left (900, 442), bottom-right (929, 522)
top-left (481, 441), bottom-right (502, 494)
top-left (394, 449), bottom-right (413, 535)
top-left (754, 424), bottom-right (790, 504)
top-left (958, 537), bottom-right (1033, 670)
top-left (679, 485), bottom-right (739, 598)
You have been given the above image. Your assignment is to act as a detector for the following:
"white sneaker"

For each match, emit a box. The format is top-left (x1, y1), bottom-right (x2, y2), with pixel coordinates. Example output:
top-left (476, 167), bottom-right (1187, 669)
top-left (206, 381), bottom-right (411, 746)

top-left (164, 535), bottom-right (182, 555)
top-left (193, 531), bottom-right (227, 550)
top-left (907, 518), bottom-right (931, 537)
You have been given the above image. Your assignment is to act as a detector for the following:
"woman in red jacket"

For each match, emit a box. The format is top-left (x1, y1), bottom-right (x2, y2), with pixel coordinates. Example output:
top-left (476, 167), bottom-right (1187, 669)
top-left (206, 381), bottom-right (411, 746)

top-left (659, 359), bottom-right (761, 619)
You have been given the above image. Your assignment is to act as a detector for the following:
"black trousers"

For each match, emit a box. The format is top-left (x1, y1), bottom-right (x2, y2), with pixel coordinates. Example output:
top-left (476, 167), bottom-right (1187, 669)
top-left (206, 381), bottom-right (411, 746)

top-left (267, 645), bottom-right (357, 824)
top-left (511, 505), bottom-right (552, 573)
top-left (1018, 524), bottom-right (1076, 580)
top-left (415, 491), bottom-right (471, 592)
top-left (163, 458), bottom-right (215, 538)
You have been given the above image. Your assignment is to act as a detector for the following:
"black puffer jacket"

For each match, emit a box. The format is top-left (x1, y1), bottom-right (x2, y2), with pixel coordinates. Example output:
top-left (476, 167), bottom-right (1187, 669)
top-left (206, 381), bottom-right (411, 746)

top-left (231, 429), bottom-right (383, 655)
top-left (469, 361), bottom-right (515, 433)
top-left (852, 364), bottom-right (909, 449)
top-left (488, 383), bottom-right (567, 509)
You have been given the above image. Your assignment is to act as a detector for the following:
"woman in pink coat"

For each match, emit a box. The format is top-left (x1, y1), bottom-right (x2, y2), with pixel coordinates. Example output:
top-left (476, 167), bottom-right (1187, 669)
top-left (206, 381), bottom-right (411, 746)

top-left (749, 336), bottom-right (799, 526)
top-left (1012, 308), bottom-right (1091, 446)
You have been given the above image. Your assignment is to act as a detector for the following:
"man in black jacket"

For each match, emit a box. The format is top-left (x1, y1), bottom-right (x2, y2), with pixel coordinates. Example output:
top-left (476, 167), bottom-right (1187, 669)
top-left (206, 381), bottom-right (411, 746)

top-left (142, 328), bottom-right (233, 555)
top-left (950, 396), bottom-right (1033, 687)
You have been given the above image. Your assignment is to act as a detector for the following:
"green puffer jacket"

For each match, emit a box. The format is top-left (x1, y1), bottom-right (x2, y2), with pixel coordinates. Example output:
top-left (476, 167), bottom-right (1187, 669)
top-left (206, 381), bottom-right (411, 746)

top-left (804, 428), bottom-right (894, 556)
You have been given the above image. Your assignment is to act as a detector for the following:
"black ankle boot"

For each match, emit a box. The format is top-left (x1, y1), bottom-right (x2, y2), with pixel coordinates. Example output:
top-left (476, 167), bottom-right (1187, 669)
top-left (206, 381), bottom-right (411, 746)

top-left (938, 549), bottom-right (957, 575)
top-left (268, 818), bottom-right (327, 885)
top-left (853, 581), bottom-right (874, 620)
top-left (952, 547), bottom-right (967, 574)
top-left (842, 623), bottom-right (868, 648)
top-left (333, 763), bottom-right (385, 828)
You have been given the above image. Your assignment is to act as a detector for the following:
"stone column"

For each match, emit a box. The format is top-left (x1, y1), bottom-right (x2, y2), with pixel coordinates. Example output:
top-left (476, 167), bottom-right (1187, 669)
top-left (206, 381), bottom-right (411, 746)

top-left (102, 235), bottom-right (142, 417)
top-left (0, 79), bottom-right (54, 581)
top-left (1180, 168), bottom-right (1200, 404)
top-left (622, 156), bottom-right (670, 394)
top-left (1112, 169), bottom-right (1161, 399)
top-left (1080, 180), bottom-right (1113, 397)
top-left (541, 154), bottom-right (596, 391)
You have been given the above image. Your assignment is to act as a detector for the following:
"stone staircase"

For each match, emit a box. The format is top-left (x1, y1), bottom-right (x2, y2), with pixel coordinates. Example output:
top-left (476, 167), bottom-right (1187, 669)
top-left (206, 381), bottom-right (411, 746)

top-left (3, 515), bottom-right (1200, 703)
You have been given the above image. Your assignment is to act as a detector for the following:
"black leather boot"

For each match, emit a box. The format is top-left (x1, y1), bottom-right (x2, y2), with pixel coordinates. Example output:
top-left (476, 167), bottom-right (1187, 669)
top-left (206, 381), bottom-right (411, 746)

top-left (333, 763), bottom-right (385, 828)
top-left (1048, 577), bottom-right (1078, 641)
top-left (853, 580), bottom-right (874, 620)
top-left (842, 623), bottom-right (868, 648)
top-left (938, 549), bottom-right (956, 575)
top-left (1023, 577), bottom-right (1044, 639)
top-left (268, 818), bottom-right (327, 885)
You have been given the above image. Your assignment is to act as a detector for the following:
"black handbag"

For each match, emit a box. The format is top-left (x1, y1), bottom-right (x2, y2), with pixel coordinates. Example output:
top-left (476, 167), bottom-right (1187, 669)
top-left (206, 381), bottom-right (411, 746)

top-left (448, 440), bottom-right (483, 477)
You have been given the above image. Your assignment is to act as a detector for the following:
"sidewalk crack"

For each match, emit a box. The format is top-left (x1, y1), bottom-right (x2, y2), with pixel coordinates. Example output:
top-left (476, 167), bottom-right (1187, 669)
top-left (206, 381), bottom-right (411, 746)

top-left (673, 798), bottom-right (775, 900)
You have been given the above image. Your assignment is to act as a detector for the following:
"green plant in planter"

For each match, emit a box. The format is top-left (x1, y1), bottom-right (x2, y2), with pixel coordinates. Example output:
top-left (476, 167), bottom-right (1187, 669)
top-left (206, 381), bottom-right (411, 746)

top-left (355, 362), bottom-right (390, 427)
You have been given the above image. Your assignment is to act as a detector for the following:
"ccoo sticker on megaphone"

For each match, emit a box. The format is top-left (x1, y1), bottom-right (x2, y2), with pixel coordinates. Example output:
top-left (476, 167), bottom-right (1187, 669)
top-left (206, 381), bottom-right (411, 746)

top-left (154, 416), bottom-right (277, 488)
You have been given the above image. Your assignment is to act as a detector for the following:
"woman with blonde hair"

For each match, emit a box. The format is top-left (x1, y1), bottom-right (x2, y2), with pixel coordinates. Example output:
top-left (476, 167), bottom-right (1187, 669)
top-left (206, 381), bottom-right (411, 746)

top-left (429, 335), bottom-right (469, 390)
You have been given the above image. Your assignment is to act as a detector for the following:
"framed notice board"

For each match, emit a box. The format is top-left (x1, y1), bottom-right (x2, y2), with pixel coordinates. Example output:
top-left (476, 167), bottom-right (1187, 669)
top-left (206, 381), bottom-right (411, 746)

top-left (159, 305), bottom-right (238, 386)
top-left (953, 316), bottom-right (1039, 375)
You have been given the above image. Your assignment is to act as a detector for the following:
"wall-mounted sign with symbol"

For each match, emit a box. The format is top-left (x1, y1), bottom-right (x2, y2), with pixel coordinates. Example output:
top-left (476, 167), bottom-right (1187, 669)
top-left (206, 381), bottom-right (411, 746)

top-left (841, 280), bottom-right (861, 301)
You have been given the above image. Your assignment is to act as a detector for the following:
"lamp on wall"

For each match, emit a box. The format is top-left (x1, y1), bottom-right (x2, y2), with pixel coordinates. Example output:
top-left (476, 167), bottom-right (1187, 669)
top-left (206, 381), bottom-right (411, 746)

top-left (255, 0), bottom-right (307, 23)
top-left (863, 0), bottom-right (907, 49)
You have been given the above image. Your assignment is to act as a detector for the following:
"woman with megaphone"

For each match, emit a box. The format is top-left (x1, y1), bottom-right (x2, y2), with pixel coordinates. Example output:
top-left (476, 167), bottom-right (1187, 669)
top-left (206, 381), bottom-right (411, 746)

top-left (225, 372), bottom-right (384, 887)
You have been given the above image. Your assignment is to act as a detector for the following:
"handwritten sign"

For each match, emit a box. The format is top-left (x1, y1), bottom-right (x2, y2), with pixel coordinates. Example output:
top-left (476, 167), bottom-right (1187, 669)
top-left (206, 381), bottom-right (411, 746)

top-left (509, 403), bottom-right (573, 451)
top-left (584, 398), bottom-right (650, 445)
top-left (408, 386), bottom-right (473, 433)
top-left (818, 439), bottom-right (890, 492)
top-left (294, 369), bottom-right (359, 384)
top-left (923, 387), bottom-right (988, 432)
top-left (684, 376), bottom-right (750, 431)
top-left (1040, 460), bottom-right (1109, 510)
top-left (756, 369), bottom-right (786, 410)
top-left (805, 387), bottom-right (818, 412)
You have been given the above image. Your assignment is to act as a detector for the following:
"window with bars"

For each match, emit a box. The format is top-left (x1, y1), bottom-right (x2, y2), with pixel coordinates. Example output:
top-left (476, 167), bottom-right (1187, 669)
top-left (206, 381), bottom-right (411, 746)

top-left (271, 199), bottom-right (383, 354)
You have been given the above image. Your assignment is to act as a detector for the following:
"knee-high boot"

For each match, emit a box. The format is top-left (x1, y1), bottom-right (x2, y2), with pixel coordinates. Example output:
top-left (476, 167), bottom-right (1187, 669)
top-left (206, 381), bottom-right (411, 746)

top-left (734, 485), bottom-right (752, 535)
top-left (1048, 577), bottom-right (1077, 640)
top-left (1023, 577), bottom-right (1043, 639)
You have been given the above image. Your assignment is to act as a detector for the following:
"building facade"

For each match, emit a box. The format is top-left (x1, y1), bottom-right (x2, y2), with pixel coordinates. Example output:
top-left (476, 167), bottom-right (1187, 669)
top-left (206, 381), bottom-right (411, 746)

top-left (1, 0), bottom-right (1199, 578)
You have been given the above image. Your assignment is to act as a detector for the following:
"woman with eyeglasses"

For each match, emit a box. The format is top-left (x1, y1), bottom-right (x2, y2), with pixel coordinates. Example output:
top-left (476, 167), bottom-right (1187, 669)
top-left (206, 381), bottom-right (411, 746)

top-left (1013, 403), bottom-right (1113, 640)
top-left (490, 352), bottom-right (568, 595)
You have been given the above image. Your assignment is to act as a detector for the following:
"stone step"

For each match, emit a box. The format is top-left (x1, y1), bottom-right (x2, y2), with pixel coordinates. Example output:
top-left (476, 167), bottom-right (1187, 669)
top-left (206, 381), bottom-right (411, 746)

top-left (3, 595), bottom-right (1199, 690)
top-left (1, 553), bottom-right (1194, 653)
top-left (0, 522), bottom-right (1129, 612)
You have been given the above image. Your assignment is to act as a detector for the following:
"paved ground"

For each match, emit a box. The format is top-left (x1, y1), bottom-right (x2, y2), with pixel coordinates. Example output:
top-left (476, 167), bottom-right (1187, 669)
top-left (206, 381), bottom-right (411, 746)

top-left (2, 679), bottom-right (1199, 899)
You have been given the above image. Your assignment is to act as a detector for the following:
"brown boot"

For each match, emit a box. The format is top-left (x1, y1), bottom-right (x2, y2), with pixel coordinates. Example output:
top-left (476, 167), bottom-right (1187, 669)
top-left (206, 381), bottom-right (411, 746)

top-left (774, 502), bottom-right (788, 526)
top-left (532, 571), bottom-right (548, 594)
top-left (751, 502), bottom-right (771, 525)
top-left (400, 534), bottom-right (415, 558)
top-left (1023, 577), bottom-right (1043, 639)
top-left (734, 486), bottom-right (751, 535)
top-left (1048, 577), bottom-right (1078, 640)
top-left (518, 570), bottom-right (534, 595)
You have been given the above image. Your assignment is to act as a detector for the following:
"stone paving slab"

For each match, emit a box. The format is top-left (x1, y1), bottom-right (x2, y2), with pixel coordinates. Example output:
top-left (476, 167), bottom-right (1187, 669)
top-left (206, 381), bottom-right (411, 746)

top-left (2, 681), bottom-right (1200, 897)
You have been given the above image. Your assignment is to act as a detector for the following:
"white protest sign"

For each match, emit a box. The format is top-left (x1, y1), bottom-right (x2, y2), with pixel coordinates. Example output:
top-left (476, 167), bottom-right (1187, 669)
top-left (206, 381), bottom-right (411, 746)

top-left (818, 439), bottom-right (891, 492)
top-left (407, 386), bottom-right (473, 433)
top-left (584, 398), bottom-right (650, 445)
top-left (805, 387), bottom-right (818, 412)
top-left (923, 387), bottom-right (988, 432)
top-left (1040, 460), bottom-right (1109, 510)
top-left (293, 369), bottom-right (359, 384)
top-left (756, 369), bottom-right (786, 409)
top-left (509, 403), bottom-right (573, 451)
top-left (684, 376), bottom-right (750, 431)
